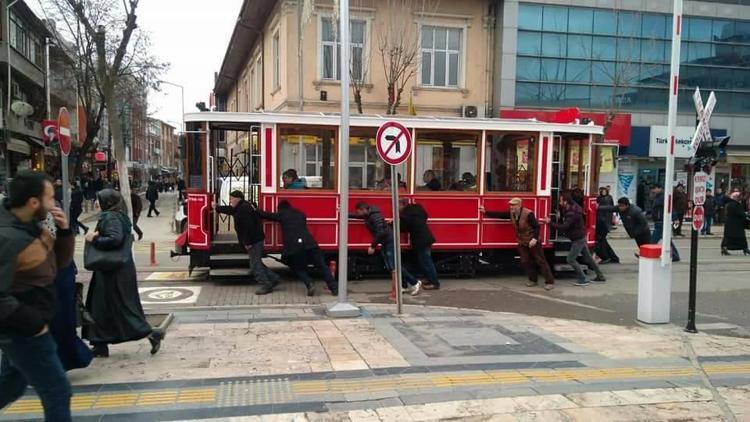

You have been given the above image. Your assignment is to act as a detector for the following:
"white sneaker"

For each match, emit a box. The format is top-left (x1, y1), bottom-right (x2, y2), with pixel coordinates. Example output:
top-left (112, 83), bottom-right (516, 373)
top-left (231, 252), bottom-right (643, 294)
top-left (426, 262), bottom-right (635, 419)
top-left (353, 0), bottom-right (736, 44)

top-left (410, 280), bottom-right (422, 296)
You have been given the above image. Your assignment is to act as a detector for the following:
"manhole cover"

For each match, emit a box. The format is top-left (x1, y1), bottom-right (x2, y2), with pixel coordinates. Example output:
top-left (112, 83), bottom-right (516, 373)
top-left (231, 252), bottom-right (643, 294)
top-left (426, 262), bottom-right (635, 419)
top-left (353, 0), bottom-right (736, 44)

top-left (139, 286), bottom-right (202, 304)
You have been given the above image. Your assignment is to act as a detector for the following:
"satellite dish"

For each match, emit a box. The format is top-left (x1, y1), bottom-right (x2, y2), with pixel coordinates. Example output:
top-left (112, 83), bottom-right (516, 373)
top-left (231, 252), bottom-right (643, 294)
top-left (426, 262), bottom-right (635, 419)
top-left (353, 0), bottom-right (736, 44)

top-left (11, 101), bottom-right (34, 117)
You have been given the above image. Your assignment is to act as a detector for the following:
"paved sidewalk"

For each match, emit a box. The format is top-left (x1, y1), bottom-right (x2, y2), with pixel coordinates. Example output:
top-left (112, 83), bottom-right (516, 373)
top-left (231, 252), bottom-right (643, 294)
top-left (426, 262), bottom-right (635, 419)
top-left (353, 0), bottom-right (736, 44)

top-left (2, 304), bottom-right (749, 421)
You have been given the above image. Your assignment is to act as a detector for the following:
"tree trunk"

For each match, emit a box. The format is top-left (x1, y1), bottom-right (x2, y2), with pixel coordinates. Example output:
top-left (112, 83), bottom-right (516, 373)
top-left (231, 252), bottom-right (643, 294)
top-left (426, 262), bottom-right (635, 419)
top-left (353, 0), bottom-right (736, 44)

top-left (386, 85), bottom-right (395, 115)
top-left (354, 90), bottom-right (363, 114)
top-left (105, 94), bottom-right (134, 224)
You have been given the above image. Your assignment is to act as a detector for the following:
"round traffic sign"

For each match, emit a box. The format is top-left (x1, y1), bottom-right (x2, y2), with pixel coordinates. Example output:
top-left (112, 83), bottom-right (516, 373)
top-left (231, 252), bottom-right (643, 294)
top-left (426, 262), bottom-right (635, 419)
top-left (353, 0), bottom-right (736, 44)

top-left (57, 107), bottom-right (71, 156)
top-left (692, 205), bottom-right (705, 232)
top-left (376, 121), bottom-right (412, 166)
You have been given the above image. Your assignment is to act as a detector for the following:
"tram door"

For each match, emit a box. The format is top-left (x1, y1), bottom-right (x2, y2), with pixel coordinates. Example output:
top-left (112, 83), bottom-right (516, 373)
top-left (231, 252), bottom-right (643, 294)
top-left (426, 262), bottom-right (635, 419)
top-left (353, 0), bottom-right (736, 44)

top-left (214, 126), bottom-right (262, 234)
top-left (550, 135), bottom-right (591, 241)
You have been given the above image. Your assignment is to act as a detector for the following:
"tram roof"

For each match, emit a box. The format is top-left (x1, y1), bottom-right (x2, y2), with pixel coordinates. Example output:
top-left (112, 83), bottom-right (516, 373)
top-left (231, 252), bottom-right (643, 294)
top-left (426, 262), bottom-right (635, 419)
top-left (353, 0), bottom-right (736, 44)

top-left (183, 111), bottom-right (604, 135)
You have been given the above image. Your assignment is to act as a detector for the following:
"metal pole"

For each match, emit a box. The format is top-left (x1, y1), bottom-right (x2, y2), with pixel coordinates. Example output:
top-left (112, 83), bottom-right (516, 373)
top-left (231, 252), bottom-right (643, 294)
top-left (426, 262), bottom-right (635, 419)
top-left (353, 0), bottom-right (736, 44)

top-left (391, 165), bottom-right (403, 314)
top-left (685, 208), bottom-right (698, 333)
top-left (662, 0), bottom-right (683, 267)
top-left (327, 0), bottom-right (359, 317)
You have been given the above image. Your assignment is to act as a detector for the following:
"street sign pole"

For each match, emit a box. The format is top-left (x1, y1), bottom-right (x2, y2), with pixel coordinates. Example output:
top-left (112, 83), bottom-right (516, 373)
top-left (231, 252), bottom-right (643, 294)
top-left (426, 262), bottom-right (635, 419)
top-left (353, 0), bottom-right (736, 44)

top-left (327, 0), bottom-right (360, 318)
top-left (686, 171), bottom-right (707, 333)
top-left (391, 165), bottom-right (403, 315)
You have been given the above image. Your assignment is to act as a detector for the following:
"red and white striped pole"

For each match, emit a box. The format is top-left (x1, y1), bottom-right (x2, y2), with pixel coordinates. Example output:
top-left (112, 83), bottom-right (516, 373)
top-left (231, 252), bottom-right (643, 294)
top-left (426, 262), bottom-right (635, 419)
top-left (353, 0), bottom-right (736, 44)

top-left (662, 0), bottom-right (684, 267)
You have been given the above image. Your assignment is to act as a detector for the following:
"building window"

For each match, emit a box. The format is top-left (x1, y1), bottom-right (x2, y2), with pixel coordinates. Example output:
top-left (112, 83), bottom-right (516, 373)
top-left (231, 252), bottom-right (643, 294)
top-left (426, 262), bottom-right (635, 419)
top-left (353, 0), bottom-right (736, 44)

top-left (515, 4), bottom-right (750, 114)
top-left (486, 133), bottom-right (536, 193)
top-left (9, 13), bottom-right (44, 67)
top-left (279, 126), bottom-right (336, 189)
top-left (252, 56), bottom-right (262, 109)
top-left (321, 17), bottom-right (366, 81)
top-left (272, 32), bottom-right (280, 91)
top-left (415, 130), bottom-right (478, 192)
top-left (420, 26), bottom-right (462, 88)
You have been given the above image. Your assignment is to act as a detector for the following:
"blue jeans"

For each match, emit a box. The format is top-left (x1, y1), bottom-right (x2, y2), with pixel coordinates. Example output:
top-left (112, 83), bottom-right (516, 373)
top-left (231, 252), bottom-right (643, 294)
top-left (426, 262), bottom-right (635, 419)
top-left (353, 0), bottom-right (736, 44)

top-left (702, 215), bottom-right (714, 235)
top-left (381, 241), bottom-right (417, 287)
top-left (652, 222), bottom-right (680, 261)
top-left (0, 333), bottom-right (72, 421)
top-left (415, 247), bottom-right (440, 287)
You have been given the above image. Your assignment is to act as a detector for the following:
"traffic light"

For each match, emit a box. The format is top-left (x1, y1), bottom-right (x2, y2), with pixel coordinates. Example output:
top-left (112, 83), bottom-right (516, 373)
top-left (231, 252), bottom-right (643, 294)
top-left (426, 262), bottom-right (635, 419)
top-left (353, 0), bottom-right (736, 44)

top-left (692, 135), bottom-right (730, 171)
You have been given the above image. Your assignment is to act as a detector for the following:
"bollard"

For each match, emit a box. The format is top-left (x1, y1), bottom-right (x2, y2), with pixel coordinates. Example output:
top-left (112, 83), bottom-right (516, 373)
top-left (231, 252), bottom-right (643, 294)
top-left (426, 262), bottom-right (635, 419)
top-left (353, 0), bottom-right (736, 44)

top-left (637, 244), bottom-right (671, 323)
top-left (150, 242), bottom-right (159, 267)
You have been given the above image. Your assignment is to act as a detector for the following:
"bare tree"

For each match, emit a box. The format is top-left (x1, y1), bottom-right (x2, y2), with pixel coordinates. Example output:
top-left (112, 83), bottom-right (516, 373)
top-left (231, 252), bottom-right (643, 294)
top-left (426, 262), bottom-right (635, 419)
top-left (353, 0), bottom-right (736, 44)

top-left (351, 50), bottom-right (369, 114)
top-left (42, 0), bottom-right (166, 217)
top-left (377, 0), bottom-right (435, 115)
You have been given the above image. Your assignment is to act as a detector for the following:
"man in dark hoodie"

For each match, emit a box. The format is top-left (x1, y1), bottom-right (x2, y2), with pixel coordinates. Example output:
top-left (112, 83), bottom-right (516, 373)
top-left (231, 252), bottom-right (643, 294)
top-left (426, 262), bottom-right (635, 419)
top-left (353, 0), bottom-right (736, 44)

top-left (352, 201), bottom-right (421, 295)
top-left (216, 190), bottom-right (280, 295)
top-left (542, 192), bottom-right (605, 287)
top-left (258, 200), bottom-right (337, 296)
top-left (0, 170), bottom-right (74, 421)
top-left (399, 198), bottom-right (440, 290)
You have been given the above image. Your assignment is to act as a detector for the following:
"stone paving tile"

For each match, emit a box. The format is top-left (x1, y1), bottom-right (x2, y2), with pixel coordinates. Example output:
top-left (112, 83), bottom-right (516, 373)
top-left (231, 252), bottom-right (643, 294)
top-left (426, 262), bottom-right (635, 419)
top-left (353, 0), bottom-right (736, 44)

top-left (717, 384), bottom-right (750, 417)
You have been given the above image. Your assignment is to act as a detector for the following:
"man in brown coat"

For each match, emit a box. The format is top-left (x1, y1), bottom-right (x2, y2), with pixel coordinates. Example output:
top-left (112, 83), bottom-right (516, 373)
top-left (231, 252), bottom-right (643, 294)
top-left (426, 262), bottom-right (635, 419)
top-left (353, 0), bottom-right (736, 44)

top-left (481, 198), bottom-right (555, 290)
top-left (673, 184), bottom-right (689, 236)
top-left (0, 170), bottom-right (74, 421)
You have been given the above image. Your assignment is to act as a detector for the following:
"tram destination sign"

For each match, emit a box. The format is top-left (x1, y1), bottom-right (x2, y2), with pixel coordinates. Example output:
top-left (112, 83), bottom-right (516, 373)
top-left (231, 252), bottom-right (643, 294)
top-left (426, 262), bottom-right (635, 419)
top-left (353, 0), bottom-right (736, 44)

top-left (376, 121), bottom-right (412, 166)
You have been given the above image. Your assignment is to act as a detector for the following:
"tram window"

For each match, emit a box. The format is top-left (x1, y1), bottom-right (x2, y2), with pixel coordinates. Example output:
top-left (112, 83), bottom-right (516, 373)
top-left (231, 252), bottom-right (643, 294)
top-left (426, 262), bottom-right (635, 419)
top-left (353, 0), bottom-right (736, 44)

top-left (279, 126), bottom-right (336, 189)
top-left (348, 127), bottom-right (407, 190)
top-left (415, 131), bottom-right (479, 192)
top-left (486, 133), bottom-right (536, 192)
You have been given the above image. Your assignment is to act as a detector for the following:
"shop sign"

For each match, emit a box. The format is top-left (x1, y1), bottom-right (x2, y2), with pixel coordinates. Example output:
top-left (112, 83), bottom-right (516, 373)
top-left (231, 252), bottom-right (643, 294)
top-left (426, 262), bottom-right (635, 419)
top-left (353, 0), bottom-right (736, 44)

top-left (649, 126), bottom-right (695, 158)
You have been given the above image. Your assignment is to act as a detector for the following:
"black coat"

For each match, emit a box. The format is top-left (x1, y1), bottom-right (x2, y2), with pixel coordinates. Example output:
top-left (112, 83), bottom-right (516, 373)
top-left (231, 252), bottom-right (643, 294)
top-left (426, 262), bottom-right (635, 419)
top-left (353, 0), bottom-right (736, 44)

top-left (552, 202), bottom-right (586, 241)
top-left (723, 199), bottom-right (748, 251)
top-left (217, 200), bottom-right (265, 247)
top-left (259, 207), bottom-right (318, 256)
top-left (71, 189), bottom-right (84, 214)
top-left (351, 206), bottom-right (392, 249)
top-left (616, 205), bottom-right (651, 241)
top-left (146, 184), bottom-right (159, 201)
top-left (130, 193), bottom-right (143, 219)
top-left (400, 204), bottom-right (435, 249)
top-left (84, 212), bottom-right (151, 344)
top-left (704, 195), bottom-right (716, 217)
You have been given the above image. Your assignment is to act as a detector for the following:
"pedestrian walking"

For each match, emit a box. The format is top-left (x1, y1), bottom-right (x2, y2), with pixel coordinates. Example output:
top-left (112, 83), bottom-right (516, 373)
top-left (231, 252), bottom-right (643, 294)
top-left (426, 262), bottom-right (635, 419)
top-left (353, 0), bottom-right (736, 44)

top-left (481, 197), bottom-right (555, 290)
top-left (650, 185), bottom-right (681, 262)
top-left (216, 190), bottom-right (281, 295)
top-left (721, 191), bottom-right (750, 256)
top-left (83, 189), bottom-right (161, 357)
top-left (258, 200), bottom-right (337, 296)
top-left (177, 177), bottom-right (186, 202)
top-left (399, 199), bottom-right (440, 290)
top-left (613, 198), bottom-right (651, 253)
top-left (351, 202), bottom-right (421, 295)
top-left (146, 180), bottom-right (160, 217)
top-left (702, 189), bottom-right (716, 236)
top-left (70, 182), bottom-right (89, 235)
top-left (130, 189), bottom-right (144, 241)
top-left (542, 192), bottom-right (606, 287)
top-left (673, 184), bottom-right (689, 236)
top-left (0, 170), bottom-right (74, 421)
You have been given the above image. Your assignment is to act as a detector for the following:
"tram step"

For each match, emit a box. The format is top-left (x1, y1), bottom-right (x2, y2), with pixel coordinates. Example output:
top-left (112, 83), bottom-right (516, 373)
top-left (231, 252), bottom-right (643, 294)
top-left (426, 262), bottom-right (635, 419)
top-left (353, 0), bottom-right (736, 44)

top-left (209, 253), bottom-right (249, 270)
top-left (209, 268), bottom-right (251, 280)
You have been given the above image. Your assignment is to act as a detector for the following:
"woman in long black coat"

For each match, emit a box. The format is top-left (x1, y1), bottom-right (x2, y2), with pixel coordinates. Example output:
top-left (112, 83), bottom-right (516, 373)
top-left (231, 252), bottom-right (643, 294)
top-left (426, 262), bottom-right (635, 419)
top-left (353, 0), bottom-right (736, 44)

top-left (721, 192), bottom-right (749, 256)
top-left (84, 189), bottom-right (162, 357)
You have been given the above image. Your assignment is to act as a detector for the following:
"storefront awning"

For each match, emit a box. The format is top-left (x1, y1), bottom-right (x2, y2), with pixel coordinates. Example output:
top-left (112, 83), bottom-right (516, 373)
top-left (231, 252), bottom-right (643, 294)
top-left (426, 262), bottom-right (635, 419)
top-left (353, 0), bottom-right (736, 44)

top-left (727, 151), bottom-right (750, 164)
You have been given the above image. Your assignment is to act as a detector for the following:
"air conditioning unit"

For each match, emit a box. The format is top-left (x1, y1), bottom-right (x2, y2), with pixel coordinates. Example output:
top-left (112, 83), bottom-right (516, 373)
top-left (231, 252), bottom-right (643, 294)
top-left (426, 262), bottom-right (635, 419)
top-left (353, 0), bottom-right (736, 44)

top-left (461, 105), bottom-right (486, 118)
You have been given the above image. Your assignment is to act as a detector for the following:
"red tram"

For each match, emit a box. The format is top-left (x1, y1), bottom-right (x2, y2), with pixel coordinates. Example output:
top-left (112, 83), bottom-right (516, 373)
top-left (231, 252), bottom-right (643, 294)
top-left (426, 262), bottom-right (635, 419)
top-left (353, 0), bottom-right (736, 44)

top-left (176, 112), bottom-right (606, 278)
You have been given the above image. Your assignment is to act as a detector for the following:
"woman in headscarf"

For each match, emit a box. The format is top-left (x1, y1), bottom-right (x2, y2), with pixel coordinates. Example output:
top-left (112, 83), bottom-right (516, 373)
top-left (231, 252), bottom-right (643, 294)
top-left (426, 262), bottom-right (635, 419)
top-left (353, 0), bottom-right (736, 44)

top-left (83, 189), bottom-right (162, 357)
top-left (721, 191), bottom-right (750, 256)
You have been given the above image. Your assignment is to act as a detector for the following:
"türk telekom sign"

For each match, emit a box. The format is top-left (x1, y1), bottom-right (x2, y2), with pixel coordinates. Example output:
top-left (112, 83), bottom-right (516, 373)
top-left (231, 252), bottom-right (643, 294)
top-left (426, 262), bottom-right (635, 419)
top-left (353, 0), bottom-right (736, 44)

top-left (649, 125), bottom-right (696, 158)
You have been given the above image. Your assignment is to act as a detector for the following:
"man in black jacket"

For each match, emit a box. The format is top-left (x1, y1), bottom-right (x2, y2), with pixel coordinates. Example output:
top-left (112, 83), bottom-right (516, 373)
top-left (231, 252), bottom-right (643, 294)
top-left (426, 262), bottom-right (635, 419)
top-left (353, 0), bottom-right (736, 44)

top-left (130, 189), bottom-right (144, 241)
top-left (702, 189), bottom-right (716, 236)
top-left (216, 190), bottom-right (280, 295)
top-left (352, 202), bottom-right (421, 295)
top-left (70, 182), bottom-right (89, 235)
top-left (0, 170), bottom-right (74, 421)
top-left (146, 181), bottom-right (160, 217)
top-left (399, 199), bottom-right (440, 290)
top-left (611, 197), bottom-right (651, 248)
top-left (259, 200), bottom-right (337, 296)
top-left (542, 192), bottom-right (605, 287)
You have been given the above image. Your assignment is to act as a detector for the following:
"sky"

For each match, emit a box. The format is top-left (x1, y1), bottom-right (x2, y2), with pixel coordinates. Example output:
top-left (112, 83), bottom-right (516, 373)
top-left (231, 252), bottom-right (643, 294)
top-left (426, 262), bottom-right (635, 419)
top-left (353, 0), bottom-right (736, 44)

top-left (30, 0), bottom-right (243, 131)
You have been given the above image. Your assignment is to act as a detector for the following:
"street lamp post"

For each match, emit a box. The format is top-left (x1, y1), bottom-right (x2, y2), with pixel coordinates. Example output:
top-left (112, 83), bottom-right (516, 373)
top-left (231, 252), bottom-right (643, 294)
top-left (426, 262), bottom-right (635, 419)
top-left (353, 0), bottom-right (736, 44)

top-left (158, 80), bottom-right (185, 133)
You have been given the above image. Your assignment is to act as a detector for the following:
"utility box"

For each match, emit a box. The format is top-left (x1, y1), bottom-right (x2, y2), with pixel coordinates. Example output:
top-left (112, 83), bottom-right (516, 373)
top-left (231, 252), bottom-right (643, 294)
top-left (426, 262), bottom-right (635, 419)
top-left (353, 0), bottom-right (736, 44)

top-left (637, 244), bottom-right (672, 324)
